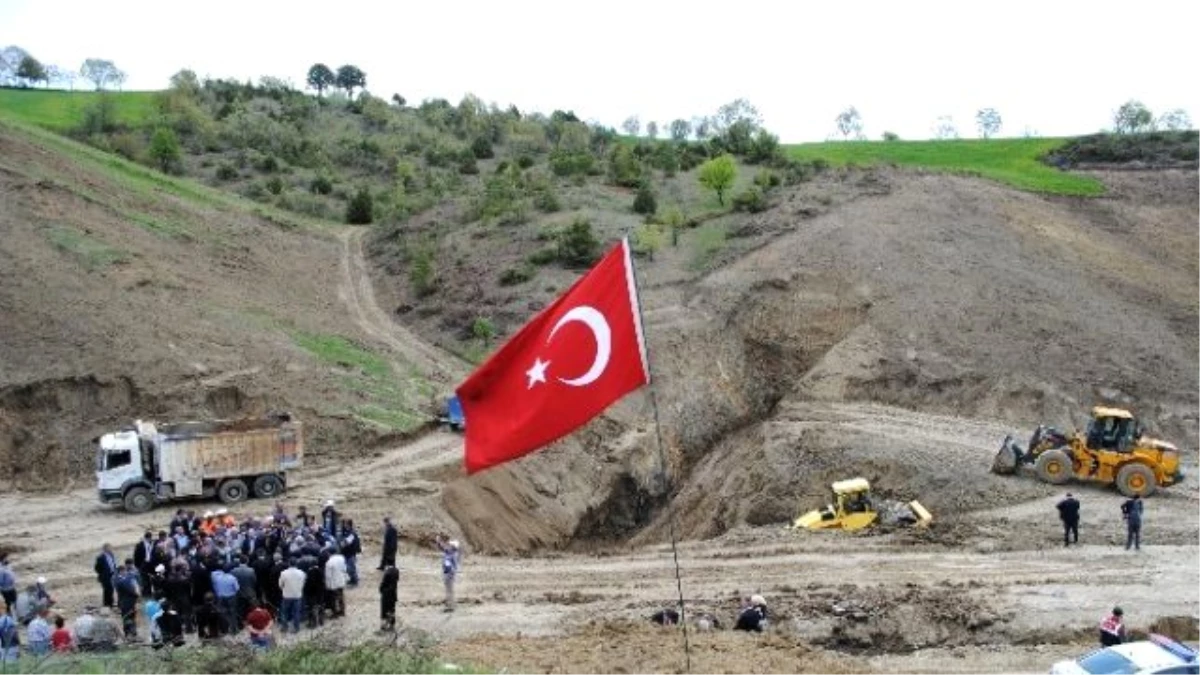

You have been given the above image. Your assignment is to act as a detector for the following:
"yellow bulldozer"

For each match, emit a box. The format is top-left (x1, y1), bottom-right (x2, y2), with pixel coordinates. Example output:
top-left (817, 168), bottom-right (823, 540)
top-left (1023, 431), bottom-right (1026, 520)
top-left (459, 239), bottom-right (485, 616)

top-left (991, 406), bottom-right (1184, 497)
top-left (792, 477), bottom-right (932, 531)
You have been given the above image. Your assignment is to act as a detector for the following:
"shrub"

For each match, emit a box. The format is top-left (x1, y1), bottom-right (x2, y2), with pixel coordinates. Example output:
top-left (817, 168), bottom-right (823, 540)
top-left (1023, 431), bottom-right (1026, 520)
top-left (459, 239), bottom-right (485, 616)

top-left (732, 185), bottom-right (767, 213)
top-left (882, 131), bottom-right (900, 141)
top-left (633, 183), bottom-right (657, 215)
top-left (256, 154), bottom-right (280, 173)
top-left (310, 174), bottom-right (334, 195)
top-left (698, 154), bottom-right (737, 205)
top-left (216, 163), bottom-right (239, 181)
top-left (472, 317), bottom-right (497, 342)
top-left (458, 156), bottom-right (480, 175)
top-left (498, 265), bottom-right (536, 286)
top-left (517, 155), bottom-right (536, 169)
top-left (471, 136), bottom-right (495, 159)
top-left (265, 176), bottom-right (285, 195)
top-left (607, 144), bottom-right (643, 187)
top-left (754, 169), bottom-right (782, 190)
top-left (631, 222), bottom-right (665, 260)
top-left (527, 247), bottom-right (558, 266)
top-left (746, 129), bottom-right (781, 164)
top-left (109, 132), bottom-right (143, 162)
top-left (345, 186), bottom-right (374, 224)
top-left (409, 246), bottom-right (437, 297)
top-left (495, 160), bottom-right (510, 174)
top-left (556, 217), bottom-right (600, 267)
top-left (148, 127), bottom-right (182, 173)
top-left (549, 150), bottom-right (595, 177)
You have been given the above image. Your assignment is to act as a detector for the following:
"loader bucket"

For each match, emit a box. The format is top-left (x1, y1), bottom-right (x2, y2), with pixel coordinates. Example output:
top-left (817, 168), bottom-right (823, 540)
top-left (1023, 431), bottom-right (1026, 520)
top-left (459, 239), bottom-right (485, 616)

top-left (991, 435), bottom-right (1018, 475)
top-left (908, 500), bottom-right (932, 526)
top-left (792, 509), bottom-right (826, 529)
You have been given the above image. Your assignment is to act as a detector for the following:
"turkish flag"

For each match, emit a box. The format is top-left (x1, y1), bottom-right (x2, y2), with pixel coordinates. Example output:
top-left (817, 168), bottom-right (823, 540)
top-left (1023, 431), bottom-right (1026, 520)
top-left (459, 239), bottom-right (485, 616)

top-left (455, 238), bottom-right (650, 474)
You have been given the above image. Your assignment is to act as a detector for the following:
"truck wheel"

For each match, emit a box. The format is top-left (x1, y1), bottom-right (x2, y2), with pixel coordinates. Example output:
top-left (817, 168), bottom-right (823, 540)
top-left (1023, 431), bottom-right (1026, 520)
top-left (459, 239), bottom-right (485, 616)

top-left (1035, 449), bottom-right (1072, 485)
top-left (123, 486), bottom-right (155, 513)
top-left (1116, 463), bottom-right (1157, 498)
top-left (252, 474), bottom-right (283, 499)
top-left (218, 478), bottom-right (249, 504)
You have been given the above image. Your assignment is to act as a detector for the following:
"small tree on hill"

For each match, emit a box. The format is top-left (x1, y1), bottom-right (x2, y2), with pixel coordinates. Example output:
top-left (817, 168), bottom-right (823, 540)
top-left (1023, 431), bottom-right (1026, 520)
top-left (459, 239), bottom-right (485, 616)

top-left (932, 115), bottom-right (958, 140)
top-left (306, 64), bottom-right (335, 97)
top-left (1112, 100), bottom-right (1153, 134)
top-left (556, 217), bottom-right (600, 267)
top-left (621, 115), bottom-right (641, 137)
top-left (633, 182), bottom-right (657, 215)
top-left (669, 119), bottom-right (691, 142)
top-left (346, 186), bottom-right (374, 224)
top-left (148, 127), bottom-right (181, 173)
top-left (646, 121), bottom-right (659, 140)
top-left (335, 64), bottom-right (366, 98)
top-left (80, 58), bottom-right (123, 90)
top-left (698, 154), bottom-right (737, 206)
top-left (16, 55), bottom-right (47, 87)
top-left (1157, 108), bottom-right (1193, 131)
top-left (835, 106), bottom-right (864, 140)
top-left (882, 131), bottom-right (900, 141)
top-left (975, 108), bottom-right (1002, 139)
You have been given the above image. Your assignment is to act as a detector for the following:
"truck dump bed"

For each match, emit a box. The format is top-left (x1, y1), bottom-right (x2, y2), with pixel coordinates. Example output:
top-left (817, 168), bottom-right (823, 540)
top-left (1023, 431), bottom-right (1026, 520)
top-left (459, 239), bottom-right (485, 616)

top-left (153, 415), bottom-right (302, 489)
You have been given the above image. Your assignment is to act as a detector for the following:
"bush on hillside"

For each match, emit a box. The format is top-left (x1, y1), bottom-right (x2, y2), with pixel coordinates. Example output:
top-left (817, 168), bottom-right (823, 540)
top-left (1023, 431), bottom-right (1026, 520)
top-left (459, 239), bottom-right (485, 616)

top-left (265, 176), bottom-right (284, 195)
top-left (746, 129), bottom-right (781, 164)
top-left (608, 144), bottom-right (643, 187)
top-left (498, 265), bottom-right (536, 286)
top-left (345, 186), bottom-right (374, 224)
top-left (556, 217), bottom-right (600, 267)
top-left (471, 136), bottom-right (495, 159)
top-left (732, 185), bottom-right (768, 213)
top-left (549, 149), bottom-right (595, 177)
top-left (754, 169), bottom-right (782, 190)
top-left (310, 174), bottom-right (333, 195)
top-left (633, 183), bottom-right (657, 215)
top-left (148, 127), bottom-right (182, 174)
top-left (516, 155), bottom-right (536, 170)
top-left (215, 163), bottom-right (239, 181)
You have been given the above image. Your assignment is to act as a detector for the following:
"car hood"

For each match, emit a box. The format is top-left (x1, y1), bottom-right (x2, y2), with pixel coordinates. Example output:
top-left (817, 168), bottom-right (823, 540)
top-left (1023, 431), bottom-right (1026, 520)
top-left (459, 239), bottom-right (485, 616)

top-left (1049, 659), bottom-right (1090, 675)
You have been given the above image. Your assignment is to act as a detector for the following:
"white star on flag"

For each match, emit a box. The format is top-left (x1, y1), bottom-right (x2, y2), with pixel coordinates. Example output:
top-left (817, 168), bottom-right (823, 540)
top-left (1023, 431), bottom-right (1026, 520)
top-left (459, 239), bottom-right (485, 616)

top-left (525, 358), bottom-right (550, 389)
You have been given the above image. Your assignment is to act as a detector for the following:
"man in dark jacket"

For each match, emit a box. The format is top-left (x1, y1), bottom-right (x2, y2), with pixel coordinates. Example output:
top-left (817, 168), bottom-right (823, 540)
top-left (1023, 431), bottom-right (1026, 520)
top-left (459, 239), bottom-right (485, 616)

top-left (379, 565), bottom-right (399, 631)
top-left (164, 565), bottom-right (194, 634)
top-left (114, 561), bottom-right (141, 640)
top-left (155, 600), bottom-right (185, 648)
top-left (321, 501), bottom-right (340, 538)
top-left (303, 562), bottom-right (326, 629)
top-left (251, 551), bottom-right (273, 606)
top-left (341, 520), bottom-right (361, 587)
top-left (94, 544), bottom-right (119, 608)
top-left (195, 593), bottom-right (221, 641)
top-left (735, 595), bottom-right (768, 633)
top-left (1056, 493), bottom-right (1081, 546)
top-left (1121, 494), bottom-right (1144, 550)
top-left (379, 518), bottom-right (398, 571)
top-left (133, 532), bottom-right (156, 581)
top-left (231, 556), bottom-right (258, 630)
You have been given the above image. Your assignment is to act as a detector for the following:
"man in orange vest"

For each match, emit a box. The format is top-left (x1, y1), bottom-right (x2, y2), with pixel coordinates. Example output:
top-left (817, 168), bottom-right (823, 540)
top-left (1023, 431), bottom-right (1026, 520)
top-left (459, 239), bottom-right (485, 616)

top-left (1099, 606), bottom-right (1126, 647)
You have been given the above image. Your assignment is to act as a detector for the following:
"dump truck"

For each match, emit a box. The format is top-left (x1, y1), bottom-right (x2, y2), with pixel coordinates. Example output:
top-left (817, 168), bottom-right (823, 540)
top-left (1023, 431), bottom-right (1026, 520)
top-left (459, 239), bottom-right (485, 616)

top-left (437, 395), bottom-right (465, 432)
top-left (992, 406), bottom-right (1184, 497)
top-left (792, 477), bottom-right (932, 531)
top-left (94, 412), bottom-right (303, 513)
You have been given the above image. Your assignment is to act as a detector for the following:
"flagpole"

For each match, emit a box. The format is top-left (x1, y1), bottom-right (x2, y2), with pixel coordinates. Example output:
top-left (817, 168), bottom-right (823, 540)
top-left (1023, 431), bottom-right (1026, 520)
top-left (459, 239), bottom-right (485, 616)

top-left (625, 238), bottom-right (692, 673)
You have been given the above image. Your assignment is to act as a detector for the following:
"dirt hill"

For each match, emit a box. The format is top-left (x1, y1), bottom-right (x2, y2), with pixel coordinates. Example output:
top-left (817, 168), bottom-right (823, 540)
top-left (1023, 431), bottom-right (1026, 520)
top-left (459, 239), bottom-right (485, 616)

top-left (0, 121), bottom-right (458, 489)
top-left (375, 164), bottom-right (1198, 551)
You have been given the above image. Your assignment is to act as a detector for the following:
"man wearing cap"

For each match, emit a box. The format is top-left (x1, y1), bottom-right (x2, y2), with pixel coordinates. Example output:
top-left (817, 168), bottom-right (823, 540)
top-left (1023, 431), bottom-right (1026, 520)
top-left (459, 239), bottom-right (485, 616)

top-left (1099, 606), bottom-right (1127, 646)
top-left (435, 535), bottom-right (461, 612)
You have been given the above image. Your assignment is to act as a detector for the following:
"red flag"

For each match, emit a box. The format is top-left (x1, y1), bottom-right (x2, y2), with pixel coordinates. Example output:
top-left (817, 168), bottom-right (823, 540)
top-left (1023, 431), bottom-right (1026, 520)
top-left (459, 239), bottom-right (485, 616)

top-left (455, 237), bottom-right (650, 474)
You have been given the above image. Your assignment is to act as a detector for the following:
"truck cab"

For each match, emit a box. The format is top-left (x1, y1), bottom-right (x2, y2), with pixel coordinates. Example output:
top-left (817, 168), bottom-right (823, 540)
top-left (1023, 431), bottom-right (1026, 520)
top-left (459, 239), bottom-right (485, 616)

top-left (95, 421), bottom-right (158, 510)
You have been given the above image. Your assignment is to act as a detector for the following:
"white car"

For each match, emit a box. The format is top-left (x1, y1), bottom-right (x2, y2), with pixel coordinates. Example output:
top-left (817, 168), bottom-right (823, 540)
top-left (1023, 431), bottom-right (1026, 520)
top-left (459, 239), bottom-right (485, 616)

top-left (1051, 634), bottom-right (1199, 675)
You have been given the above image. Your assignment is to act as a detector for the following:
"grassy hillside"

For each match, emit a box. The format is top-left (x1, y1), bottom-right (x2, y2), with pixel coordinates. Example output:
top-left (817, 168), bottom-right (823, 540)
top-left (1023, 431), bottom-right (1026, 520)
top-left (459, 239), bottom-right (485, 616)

top-left (0, 86), bottom-right (158, 131)
top-left (786, 137), bottom-right (1105, 196)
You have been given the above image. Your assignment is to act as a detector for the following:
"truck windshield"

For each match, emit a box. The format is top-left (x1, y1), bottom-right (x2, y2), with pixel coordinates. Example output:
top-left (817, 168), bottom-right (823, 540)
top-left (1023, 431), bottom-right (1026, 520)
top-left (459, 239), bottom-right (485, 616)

top-left (104, 450), bottom-right (132, 470)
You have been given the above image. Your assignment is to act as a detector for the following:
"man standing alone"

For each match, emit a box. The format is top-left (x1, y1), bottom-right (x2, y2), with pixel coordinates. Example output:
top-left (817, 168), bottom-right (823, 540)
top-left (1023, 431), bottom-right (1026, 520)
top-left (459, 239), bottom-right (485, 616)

top-left (1056, 493), bottom-right (1080, 546)
top-left (436, 536), bottom-right (460, 613)
top-left (379, 518), bottom-right (398, 571)
top-left (94, 545), bottom-right (118, 608)
top-left (1121, 494), bottom-right (1143, 551)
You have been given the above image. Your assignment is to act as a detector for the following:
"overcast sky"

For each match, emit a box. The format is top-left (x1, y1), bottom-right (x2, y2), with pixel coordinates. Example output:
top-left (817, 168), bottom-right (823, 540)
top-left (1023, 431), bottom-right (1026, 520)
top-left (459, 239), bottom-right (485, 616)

top-left (2, 0), bottom-right (1196, 142)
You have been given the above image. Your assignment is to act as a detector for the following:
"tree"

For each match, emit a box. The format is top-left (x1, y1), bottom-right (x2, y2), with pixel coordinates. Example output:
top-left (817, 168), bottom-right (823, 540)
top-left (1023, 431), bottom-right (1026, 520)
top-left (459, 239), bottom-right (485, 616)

top-left (556, 217), bottom-right (600, 267)
top-left (646, 121), bottom-right (659, 140)
top-left (975, 108), bottom-right (1002, 139)
top-left (391, 93), bottom-right (406, 107)
top-left (0, 46), bottom-right (29, 86)
top-left (632, 222), bottom-right (665, 260)
top-left (1156, 108), bottom-right (1192, 131)
top-left (148, 127), bottom-right (181, 173)
top-left (882, 131), bottom-right (900, 141)
top-left (1112, 100), bottom-right (1153, 134)
top-left (169, 69), bottom-right (200, 97)
top-left (633, 182), bottom-right (657, 215)
top-left (345, 186), bottom-right (374, 224)
top-left (932, 115), bottom-right (958, 140)
top-left (79, 58), bottom-right (123, 90)
top-left (334, 64), bottom-right (366, 97)
top-left (16, 55), bottom-right (47, 87)
top-left (698, 154), bottom-right (737, 206)
top-left (714, 98), bottom-right (761, 134)
top-left (835, 106), bottom-right (864, 140)
top-left (306, 63), bottom-right (335, 98)
top-left (621, 115), bottom-right (641, 137)
top-left (692, 116), bottom-right (712, 140)
top-left (669, 119), bottom-right (691, 142)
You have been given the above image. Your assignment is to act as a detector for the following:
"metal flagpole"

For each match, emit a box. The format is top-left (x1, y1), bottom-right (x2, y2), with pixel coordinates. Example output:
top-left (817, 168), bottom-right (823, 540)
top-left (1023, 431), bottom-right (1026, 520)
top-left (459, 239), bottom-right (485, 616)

top-left (625, 237), bottom-right (692, 673)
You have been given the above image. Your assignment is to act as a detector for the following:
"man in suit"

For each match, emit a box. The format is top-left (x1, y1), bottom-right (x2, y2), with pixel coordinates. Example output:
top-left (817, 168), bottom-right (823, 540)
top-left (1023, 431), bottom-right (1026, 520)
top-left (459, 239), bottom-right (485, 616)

top-left (93, 544), bottom-right (119, 608)
top-left (379, 517), bottom-right (398, 571)
top-left (133, 532), bottom-right (156, 581)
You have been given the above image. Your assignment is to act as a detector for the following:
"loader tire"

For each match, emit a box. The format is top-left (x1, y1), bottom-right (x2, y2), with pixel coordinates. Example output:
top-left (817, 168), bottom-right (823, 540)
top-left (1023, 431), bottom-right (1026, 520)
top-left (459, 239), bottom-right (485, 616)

top-left (123, 486), bottom-right (154, 514)
top-left (992, 445), bottom-right (1018, 475)
top-left (1116, 463), bottom-right (1157, 498)
top-left (218, 478), bottom-right (249, 505)
top-left (252, 474), bottom-right (283, 499)
top-left (1035, 449), bottom-right (1072, 485)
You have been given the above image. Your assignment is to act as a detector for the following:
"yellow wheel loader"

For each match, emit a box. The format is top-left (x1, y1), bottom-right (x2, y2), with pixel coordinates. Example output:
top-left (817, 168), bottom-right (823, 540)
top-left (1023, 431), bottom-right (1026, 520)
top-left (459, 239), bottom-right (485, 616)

top-left (992, 406), bottom-right (1184, 497)
top-left (792, 477), bottom-right (932, 531)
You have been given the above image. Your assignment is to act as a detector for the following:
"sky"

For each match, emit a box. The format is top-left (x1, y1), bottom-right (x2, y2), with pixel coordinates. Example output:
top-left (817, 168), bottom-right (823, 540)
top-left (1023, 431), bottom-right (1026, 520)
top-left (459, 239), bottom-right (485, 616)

top-left (1, 0), bottom-right (1196, 143)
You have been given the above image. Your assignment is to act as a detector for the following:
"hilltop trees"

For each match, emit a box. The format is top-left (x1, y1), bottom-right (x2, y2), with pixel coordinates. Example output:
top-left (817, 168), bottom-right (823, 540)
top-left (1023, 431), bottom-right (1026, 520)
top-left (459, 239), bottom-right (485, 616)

top-left (669, 119), bottom-right (691, 141)
top-left (1157, 108), bottom-right (1193, 131)
top-left (80, 58), bottom-right (125, 90)
top-left (621, 116), bottom-right (641, 137)
top-left (148, 127), bottom-right (182, 173)
top-left (306, 63), bottom-right (335, 97)
top-left (835, 106), bottom-right (864, 140)
top-left (15, 55), bottom-right (48, 87)
top-left (932, 115), bottom-right (959, 140)
top-left (1112, 100), bottom-right (1153, 134)
top-left (334, 65), bottom-right (366, 97)
top-left (698, 154), bottom-right (736, 205)
top-left (975, 108), bottom-right (1002, 139)
top-left (645, 121), bottom-right (658, 140)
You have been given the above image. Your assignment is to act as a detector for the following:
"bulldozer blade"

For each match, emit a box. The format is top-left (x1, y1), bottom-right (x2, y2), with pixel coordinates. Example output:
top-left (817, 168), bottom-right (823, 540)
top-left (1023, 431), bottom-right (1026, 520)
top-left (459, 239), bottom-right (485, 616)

top-left (908, 500), bottom-right (932, 526)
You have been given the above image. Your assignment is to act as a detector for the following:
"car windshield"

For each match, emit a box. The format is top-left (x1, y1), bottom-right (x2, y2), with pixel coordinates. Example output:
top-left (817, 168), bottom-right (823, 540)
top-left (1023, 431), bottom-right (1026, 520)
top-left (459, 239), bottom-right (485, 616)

top-left (1078, 649), bottom-right (1140, 675)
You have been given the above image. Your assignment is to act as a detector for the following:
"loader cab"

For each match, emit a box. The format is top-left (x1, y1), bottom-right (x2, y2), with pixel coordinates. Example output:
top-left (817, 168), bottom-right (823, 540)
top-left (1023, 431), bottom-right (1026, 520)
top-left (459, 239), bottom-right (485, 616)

top-left (1086, 407), bottom-right (1139, 452)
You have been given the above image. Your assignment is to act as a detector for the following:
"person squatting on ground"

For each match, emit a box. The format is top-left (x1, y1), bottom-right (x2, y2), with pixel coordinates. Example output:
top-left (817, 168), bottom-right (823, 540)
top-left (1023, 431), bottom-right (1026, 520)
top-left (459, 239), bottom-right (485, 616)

top-left (245, 600), bottom-right (274, 649)
top-left (436, 536), bottom-right (461, 612)
top-left (1121, 495), bottom-right (1144, 551)
top-left (735, 594), bottom-right (769, 632)
top-left (1099, 606), bottom-right (1127, 646)
top-left (1056, 492), bottom-right (1081, 546)
top-left (379, 564), bottom-right (399, 631)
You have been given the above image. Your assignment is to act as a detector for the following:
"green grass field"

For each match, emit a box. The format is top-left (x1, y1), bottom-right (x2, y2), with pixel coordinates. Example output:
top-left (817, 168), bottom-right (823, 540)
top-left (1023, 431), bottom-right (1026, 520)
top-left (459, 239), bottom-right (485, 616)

top-left (0, 87), bottom-right (158, 131)
top-left (785, 137), bottom-right (1105, 196)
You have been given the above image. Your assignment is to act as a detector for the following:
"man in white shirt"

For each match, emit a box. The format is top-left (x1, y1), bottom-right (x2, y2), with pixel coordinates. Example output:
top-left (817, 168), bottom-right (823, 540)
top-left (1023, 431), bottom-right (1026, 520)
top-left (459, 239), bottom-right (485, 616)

top-left (277, 561), bottom-right (306, 634)
top-left (323, 553), bottom-right (347, 618)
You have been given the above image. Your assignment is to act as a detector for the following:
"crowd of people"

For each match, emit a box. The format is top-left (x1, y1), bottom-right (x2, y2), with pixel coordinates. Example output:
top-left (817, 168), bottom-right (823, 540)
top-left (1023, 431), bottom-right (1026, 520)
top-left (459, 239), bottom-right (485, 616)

top-left (0, 500), bottom-right (465, 664)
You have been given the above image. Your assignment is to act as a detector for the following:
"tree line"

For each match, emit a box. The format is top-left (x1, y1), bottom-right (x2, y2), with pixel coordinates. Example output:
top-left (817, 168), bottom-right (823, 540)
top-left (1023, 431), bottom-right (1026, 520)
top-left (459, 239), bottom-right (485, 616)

top-left (0, 45), bottom-right (126, 91)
